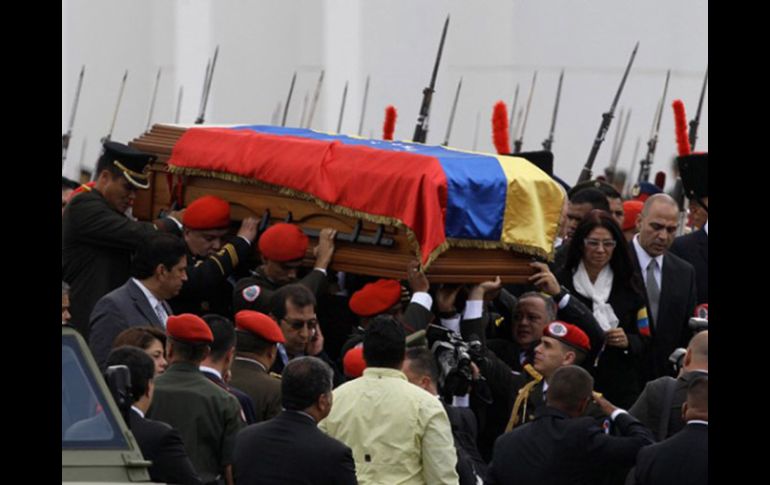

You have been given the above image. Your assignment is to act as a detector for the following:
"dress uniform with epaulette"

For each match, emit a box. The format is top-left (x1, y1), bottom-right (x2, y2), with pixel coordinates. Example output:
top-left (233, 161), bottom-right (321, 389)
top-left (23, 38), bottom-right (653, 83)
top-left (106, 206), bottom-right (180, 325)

top-left (169, 195), bottom-right (254, 318)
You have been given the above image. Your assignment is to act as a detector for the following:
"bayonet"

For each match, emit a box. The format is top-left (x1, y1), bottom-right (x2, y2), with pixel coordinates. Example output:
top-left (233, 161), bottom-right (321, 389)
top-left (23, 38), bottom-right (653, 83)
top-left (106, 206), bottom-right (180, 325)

top-left (689, 66), bottom-right (708, 150)
top-left (337, 81), bottom-right (349, 133)
top-left (281, 71), bottom-right (297, 127)
top-left (624, 136), bottom-right (642, 197)
top-left (578, 42), bottom-right (639, 184)
top-left (195, 45), bottom-right (219, 125)
top-left (509, 83), bottom-right (520, 143)
top-left (542, 69), bottom-right (564, 152)
top-left (63, 65), bottom-right (85, 168)
top-left (412, 15), bottom-right (450, 143)
top-left (101, 69), bottom-right (128, 145)
top-left (442, 77), bottom-right (463, 146)
top-left (609, 107), bottom-right (625, 167)
top-left (306, 70), bottom-right (325, 128)
top-left (514, 70), bottom-right (537, 153)
top-left (609, 109), bottom-right (632, 179)
top-left (357, 75), bottom-right (370, 136)
top-left (638, 69), bottom-right (671, 182)
top-left (196, 58), bottom-right (211, 122)
top-left (145, 67), bottom-right (162, 131)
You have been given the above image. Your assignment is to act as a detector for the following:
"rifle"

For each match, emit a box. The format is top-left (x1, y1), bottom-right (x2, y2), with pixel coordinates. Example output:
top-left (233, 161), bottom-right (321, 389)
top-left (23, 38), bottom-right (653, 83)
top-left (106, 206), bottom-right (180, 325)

top-left (637, 69), bottom-right (671, 183)
top-left (337, 81), bottom-right (349, 133)
top-left (577, 42), bottom-right (639, 184)
top-left (306, 70), bottom-right (325, 128)
top-left (100, 69), bottom-right (128, 145)
top-left (508, 83), bottom-right (520, 144)
top-left (63, 65), bottom-right (85, 169)
top-left (281, 72), bottom-right (297, 127)
top-left (174, 86), bottom-right (184, 124)
top-left (624, 137), bottom-right (642, 198)
top-left (442, 77), bottom-right (463, 146)
top-left (412, 15), bottom-right (450, 143)
top-left (357, 75), bottom-right (370, 136)
top-left (513, 71), bottom-right (537, 153)
top-left (145, 67), bottom-right (162, 132)
top-left (542, 69), bottom-right (564, 152)
top-left (689, 66), bottom-right (708, 150)
top-left (608, 108), bottom-right (631, 182)
top-left (195, 45), bottom-right (219, 125)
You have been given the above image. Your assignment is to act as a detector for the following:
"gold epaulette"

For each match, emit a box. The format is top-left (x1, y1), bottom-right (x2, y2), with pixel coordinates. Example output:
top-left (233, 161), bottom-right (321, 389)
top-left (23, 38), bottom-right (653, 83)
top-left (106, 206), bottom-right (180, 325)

top-left (269, 372), bottom-right (282, 380)
top-left (505, 364), bottom-right (544, 433)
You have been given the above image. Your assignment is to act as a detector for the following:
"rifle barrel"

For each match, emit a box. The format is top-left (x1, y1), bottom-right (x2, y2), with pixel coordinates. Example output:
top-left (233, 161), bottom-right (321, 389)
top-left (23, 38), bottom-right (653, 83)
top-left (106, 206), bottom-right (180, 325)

top-left (281, 72), bottom-right (297, 127)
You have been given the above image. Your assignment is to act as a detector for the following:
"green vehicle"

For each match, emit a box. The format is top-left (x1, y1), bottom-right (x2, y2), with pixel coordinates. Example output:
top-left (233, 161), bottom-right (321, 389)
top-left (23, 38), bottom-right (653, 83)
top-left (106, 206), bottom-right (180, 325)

top-left (62, 326), bottom-right (155, 483)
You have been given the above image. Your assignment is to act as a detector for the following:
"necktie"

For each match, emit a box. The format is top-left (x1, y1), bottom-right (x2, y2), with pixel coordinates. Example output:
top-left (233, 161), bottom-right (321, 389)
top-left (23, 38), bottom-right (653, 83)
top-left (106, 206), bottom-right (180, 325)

top-left (646, 259), bottom-right (660, 325)
top-left (155, 302), bottom-right (168, 327)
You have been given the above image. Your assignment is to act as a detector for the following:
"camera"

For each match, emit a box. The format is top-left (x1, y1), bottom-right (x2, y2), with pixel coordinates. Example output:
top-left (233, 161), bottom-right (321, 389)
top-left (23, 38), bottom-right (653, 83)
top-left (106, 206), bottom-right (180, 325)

top-left (688, 317), bottom-right (708, 333)
top-left (425, 324), bottom-right (484, 402)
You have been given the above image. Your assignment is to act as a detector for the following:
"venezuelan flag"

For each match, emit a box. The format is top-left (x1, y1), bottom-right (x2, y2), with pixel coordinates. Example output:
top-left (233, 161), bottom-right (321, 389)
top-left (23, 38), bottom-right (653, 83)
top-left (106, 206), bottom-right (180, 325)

top-left (168, 125), bottom-right (564, 267)
top-left (636, 307), bottom-right (651, 337)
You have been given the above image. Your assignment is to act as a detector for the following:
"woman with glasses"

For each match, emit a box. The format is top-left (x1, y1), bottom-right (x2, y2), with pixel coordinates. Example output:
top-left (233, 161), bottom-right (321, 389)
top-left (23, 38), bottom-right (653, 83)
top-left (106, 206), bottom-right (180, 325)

top-left (556, 209), bottom-right (649, 408)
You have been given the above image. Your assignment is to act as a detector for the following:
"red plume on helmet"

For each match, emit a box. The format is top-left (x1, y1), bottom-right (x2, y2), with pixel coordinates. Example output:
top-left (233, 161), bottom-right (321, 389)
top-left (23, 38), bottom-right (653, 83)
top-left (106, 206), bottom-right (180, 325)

top-left (383, 105), bottom-right (397, 140)
top-left (672, 99), bottom-right (691, 156)
top-left (492, 101), bottom-right (511, 155)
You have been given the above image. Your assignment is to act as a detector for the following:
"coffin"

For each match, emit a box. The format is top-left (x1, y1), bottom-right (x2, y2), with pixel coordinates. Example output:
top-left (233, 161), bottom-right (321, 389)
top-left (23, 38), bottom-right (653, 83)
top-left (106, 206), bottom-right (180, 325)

top-left (130, 124), bottom-right (564, 283)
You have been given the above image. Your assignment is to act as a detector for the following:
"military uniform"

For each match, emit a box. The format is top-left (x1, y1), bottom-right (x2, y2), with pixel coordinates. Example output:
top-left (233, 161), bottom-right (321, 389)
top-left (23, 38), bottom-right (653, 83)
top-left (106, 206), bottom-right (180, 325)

top-left (62, 189), bottom-right (178, 338)
top-left (229, 357), bottom-right (282, 423)
top-left (233, 266), bottom-right (328, 314)
top-left (169, 237), bottom-right (253, 318)
top-left (148, 362), bottom-right (244, 483)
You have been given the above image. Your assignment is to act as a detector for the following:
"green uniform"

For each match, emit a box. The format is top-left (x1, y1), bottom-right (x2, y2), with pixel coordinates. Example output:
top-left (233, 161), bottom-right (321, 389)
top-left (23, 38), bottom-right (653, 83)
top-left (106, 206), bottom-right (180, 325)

top-left (147, 362), bottom-right (244, 483)
top-left (229, 357), bottom-right (282, 423)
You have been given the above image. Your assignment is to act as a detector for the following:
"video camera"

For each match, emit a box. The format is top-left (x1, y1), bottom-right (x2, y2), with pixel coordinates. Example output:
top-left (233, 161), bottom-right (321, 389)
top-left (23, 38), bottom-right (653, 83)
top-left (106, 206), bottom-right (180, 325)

top-left (669, 316), bottom-right (709, 374)
top-left (425, 324), bottom-right (484, 402)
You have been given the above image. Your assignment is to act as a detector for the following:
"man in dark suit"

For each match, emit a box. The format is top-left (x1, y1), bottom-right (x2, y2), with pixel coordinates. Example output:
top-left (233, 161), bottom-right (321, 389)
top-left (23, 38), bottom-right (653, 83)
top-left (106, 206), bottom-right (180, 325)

top-left (630, 194), bottom-right (697, 378)
top-left (89, 233), bottom-right (188, 368)
top-left (199, 314), bottom-right (258, 424)
top-left (631, 330), bottom-right (708, 441)
top-left (669, 224), bottom-right (707, 304)
top-left (229, 310), bottom-right (285, 422)
top-left (63, 141), bottom-right (183, 338)
top-left (633, 375), bottom-right (708, 485)
top-left (233, 356), bottom-right (357, 485)
top-left (486, 365), bottom-right (654, 485)
top-left (105, 346), bottom-right (201, 485)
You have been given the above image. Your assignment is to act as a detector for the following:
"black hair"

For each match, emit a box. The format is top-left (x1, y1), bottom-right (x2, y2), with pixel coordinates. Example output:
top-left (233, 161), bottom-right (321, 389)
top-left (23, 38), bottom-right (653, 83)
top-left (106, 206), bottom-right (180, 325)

top-left (569, 188), bottom-right (611, 212)
top-left (270, 284), bottom-right (316, 322)
top-left (202, 314), bottom-right (236, 361)
top-left (363, 314), bottom-right (406, 369)
top-left (547, 365), bottom-right (594, 413)
top-left (106, 346), bottom-right (156, 404)
top-left (130, 232), bottom-right (187, 280)
top-left (112, 326), bottom-right (166, 351)
top-left (404, 347), bottom-right (439, 384)
top-left (169, 338), bottom-right (209, 363)
top-left (281, 356), bottom-right (333, 411)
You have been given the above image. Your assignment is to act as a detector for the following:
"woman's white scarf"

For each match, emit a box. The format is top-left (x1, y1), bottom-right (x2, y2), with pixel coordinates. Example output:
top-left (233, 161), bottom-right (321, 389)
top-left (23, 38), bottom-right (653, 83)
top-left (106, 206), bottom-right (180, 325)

top-left (572, 261), bottom-right (619, 332)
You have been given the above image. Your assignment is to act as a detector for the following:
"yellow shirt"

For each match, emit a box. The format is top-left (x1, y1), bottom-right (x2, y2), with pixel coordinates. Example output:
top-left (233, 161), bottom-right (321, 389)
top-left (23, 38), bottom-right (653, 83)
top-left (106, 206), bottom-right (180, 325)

top-left (319, 367), bottom-right (459, 485)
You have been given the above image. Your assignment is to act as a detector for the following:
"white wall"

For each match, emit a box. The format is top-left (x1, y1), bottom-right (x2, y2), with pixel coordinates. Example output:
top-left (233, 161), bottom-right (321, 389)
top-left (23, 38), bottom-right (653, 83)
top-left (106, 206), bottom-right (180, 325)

top-left (62, 0), bottom-right (707, 189)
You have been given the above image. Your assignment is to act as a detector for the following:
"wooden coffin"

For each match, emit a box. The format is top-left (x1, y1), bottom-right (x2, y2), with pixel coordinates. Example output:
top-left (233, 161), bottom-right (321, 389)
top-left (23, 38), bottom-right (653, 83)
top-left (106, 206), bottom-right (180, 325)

top-left (130, 124), bottom-right (553, 283)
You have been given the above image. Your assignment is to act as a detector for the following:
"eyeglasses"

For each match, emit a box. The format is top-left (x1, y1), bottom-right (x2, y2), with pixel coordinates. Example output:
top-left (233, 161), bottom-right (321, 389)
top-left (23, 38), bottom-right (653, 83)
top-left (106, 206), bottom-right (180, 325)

top-left (282, 318), bottom-right (318, 331)
top-left (584, 238), bottom-right (617, 249)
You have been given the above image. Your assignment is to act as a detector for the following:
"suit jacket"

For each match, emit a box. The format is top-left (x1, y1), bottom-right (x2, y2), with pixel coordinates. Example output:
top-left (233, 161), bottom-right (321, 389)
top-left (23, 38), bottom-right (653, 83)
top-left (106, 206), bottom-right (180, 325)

top-left (630, 245), bottom-right (697, 378)
top-left (88, 279), bottom-right (172, 368)
top-left (629, 369), bottom-right (708, 441)
top-left (128, 409), bottom-right (202, 485)
top-left (669, 228), bottom-right (708, 304)
top-left (444, 403), bottom-right (487, 485)
top-left (233, 410), bottom-right (357, 485)
top-left (633, 422), bottom-right (708, 485)
top-left (62, 189), bottom-right (178, 339)
top-left (201, 369), bottom-right (259, 425)
top-left (229, 357), bottom-right (282, 423)
top-left (486, 406), bottom-right (654, 485)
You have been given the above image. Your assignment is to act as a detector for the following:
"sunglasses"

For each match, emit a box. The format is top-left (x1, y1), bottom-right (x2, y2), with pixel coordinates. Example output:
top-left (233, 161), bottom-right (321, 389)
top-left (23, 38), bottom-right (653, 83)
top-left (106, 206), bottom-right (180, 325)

top-left (282, 318), bottom-right (319, 331)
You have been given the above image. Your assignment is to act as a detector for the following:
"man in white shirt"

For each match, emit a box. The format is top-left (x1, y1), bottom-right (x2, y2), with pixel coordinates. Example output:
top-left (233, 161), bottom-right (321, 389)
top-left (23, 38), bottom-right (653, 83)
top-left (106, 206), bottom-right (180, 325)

top-left (89, 232), bottom-right (188, 368)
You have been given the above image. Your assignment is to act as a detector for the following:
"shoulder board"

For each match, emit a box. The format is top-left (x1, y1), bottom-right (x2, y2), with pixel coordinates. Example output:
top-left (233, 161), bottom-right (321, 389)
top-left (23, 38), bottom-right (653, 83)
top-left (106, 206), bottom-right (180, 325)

top-left (269, 372), bottom-right (282, 380)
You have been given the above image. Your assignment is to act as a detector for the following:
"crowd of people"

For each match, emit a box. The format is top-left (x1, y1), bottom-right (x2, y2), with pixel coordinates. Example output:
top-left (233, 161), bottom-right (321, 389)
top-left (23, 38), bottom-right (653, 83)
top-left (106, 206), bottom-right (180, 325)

top-left (62, 140), bottom-right (708, 485)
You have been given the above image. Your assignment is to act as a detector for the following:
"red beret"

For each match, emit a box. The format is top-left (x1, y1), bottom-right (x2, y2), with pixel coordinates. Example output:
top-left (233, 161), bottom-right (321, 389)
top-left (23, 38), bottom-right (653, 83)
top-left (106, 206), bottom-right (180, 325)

top-left (235, 310), bottom-right (286, 344)
top-left (622, 200), bottom-right (644, 231)
top-left (343, 345), bottom-right (367, 378)
top-left (258, 223), bottom-right (309, 262)
top-left (544, 321), bottom-right (591, 352)
top-left (167, 314), bottom-right (214, 344)
top-left (348, 279), bottom-right (402, 317)
top-left (183, 195), bottom-right (231, 230)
